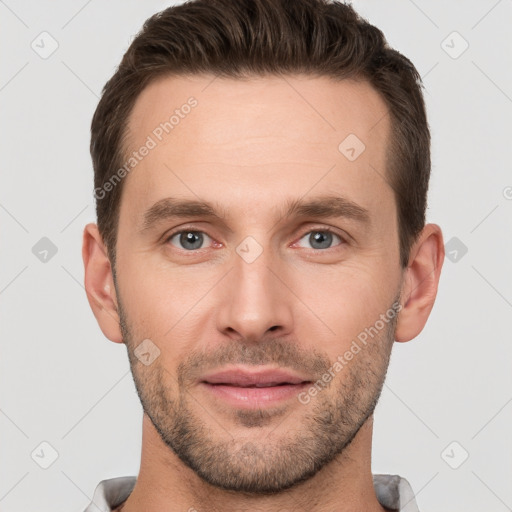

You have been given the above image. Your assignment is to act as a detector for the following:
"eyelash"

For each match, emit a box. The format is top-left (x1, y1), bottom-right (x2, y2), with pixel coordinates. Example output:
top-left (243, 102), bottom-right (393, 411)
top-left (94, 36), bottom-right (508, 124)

top-left (164, 226), bottom-right (347, 252)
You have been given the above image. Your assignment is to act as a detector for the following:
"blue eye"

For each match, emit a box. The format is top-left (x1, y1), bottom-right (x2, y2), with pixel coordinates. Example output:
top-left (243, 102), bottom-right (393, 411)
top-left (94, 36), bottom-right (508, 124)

top-left (168, 230), bottom-right (212, 250)
top-left (165, 228), bottom-right (345, 252)
top-left (296, 230), bottom-right (343, 250)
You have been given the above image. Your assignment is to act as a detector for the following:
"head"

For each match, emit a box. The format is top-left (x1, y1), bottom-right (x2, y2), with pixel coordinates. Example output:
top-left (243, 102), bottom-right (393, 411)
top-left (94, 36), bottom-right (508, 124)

top-left (83, 0), bottom-right (444, 495)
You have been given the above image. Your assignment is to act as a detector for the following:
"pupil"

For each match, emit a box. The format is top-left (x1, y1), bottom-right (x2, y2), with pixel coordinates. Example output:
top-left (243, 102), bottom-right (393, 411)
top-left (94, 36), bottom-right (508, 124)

top-left (311, 231), bottom-right (331, 249)
top-left (181, 231), bottom-right (202, 250)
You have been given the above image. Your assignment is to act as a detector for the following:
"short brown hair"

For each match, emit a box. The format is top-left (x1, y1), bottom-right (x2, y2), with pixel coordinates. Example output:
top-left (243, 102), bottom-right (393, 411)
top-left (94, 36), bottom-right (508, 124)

top-left (91, 0), bottom-right (430, 269)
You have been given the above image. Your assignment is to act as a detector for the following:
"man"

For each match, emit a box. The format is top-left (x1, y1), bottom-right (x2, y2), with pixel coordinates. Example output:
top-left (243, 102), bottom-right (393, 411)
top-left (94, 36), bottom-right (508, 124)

top-left (82, 0), bottom-right (444, 510)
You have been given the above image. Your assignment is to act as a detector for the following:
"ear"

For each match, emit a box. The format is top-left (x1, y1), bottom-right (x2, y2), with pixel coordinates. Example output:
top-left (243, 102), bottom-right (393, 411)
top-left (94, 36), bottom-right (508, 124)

top-left (82, 223), bottom-right (123, 343)
top-left (395, 223), bottom-right (444, 342)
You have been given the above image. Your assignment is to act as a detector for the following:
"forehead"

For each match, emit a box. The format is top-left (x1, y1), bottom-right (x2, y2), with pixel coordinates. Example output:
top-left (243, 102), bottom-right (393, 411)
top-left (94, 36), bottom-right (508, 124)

top-left (120, 73), bottom-right (393, 227)
top-left (126, 73), bottom-right (389, 152)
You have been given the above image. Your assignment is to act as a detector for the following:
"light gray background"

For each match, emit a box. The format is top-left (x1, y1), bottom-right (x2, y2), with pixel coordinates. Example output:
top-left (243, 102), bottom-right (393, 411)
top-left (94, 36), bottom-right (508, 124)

top-left (1, 1), bottom-right (511, 511)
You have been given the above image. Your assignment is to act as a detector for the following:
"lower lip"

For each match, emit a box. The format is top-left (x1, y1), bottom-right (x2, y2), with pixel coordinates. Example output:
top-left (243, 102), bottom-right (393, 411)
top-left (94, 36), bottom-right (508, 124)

top-left (200, 382), bottom-right (310, 408)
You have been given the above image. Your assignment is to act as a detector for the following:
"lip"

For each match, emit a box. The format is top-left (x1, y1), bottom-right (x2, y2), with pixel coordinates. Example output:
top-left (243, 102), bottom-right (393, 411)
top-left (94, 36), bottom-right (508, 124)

top-left (199, 366), bottom-right (312, 409)
top-left (200, 366), bottom-right (310, 387)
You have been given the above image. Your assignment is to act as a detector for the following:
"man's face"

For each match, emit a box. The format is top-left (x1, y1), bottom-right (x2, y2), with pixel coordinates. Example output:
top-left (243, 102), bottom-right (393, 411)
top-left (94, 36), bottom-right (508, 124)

top-left (114, 74), bottom-right (403, 493)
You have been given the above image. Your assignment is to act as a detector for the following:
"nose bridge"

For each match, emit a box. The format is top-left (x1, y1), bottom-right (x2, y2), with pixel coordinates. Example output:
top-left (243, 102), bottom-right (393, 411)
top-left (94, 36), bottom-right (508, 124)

top-left (216, 235), bottom-right (292, 340)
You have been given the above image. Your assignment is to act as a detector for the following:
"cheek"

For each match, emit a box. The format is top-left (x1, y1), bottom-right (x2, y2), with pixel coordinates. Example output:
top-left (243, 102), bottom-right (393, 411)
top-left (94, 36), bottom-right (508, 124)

top-left (118, 253), bottom-right (184, 316)
top-left (117, 258), bottom-right (217, 358)
top-left (292, 260), bottom-right (397, 349)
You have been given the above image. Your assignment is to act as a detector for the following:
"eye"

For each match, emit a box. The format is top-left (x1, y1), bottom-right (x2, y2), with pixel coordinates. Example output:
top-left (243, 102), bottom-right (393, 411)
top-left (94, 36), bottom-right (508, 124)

top-left (295, 229), bottom-right (345, 250)
top-left (167, 230), bottom-right (213, 251)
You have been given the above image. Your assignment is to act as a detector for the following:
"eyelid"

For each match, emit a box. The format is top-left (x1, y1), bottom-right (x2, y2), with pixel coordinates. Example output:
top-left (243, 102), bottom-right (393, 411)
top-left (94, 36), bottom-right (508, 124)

top-left (164, 223), bottom-right (349, 251)
top-left (162, 223), bottom-right (212, 242)
top-left (165, 226), bottom-right (216, 249)
top-left (292, 226), bottom-right (348, 249)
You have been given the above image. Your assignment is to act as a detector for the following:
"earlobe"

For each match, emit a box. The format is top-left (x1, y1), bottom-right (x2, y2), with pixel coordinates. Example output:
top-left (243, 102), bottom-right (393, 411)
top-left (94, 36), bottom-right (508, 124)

top-left (394, 223), bottom-right (445, 343)
top-left (82, 223), bottom-right (123, 343)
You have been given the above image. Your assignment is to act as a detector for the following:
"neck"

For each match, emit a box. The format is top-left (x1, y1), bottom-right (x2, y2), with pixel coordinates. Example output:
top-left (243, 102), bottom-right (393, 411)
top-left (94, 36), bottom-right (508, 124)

top-left (118, 414), bottom-right (390, 512)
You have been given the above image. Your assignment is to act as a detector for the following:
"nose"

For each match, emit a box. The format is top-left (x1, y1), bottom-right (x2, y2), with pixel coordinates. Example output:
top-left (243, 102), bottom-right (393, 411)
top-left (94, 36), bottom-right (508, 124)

top-left (215, 241), bottom-right (294, 342)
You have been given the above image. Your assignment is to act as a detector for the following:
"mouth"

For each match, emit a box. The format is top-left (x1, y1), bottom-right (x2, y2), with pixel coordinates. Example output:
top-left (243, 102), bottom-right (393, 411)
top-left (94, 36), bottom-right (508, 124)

top-left (209, 382), bottom-right (300, 388)
top-left (199, 367), bottom-right (312, 408)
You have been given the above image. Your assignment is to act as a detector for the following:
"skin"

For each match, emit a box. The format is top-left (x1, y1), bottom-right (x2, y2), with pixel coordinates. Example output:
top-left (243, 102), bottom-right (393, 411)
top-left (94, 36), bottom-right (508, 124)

top-left (83, 74), bottom-right (444, 512)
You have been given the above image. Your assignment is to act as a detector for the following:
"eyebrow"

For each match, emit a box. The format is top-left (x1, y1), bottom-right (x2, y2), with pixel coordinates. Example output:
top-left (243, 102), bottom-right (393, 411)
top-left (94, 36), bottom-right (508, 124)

top-left (140, 194), bottom-right (370, 233)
